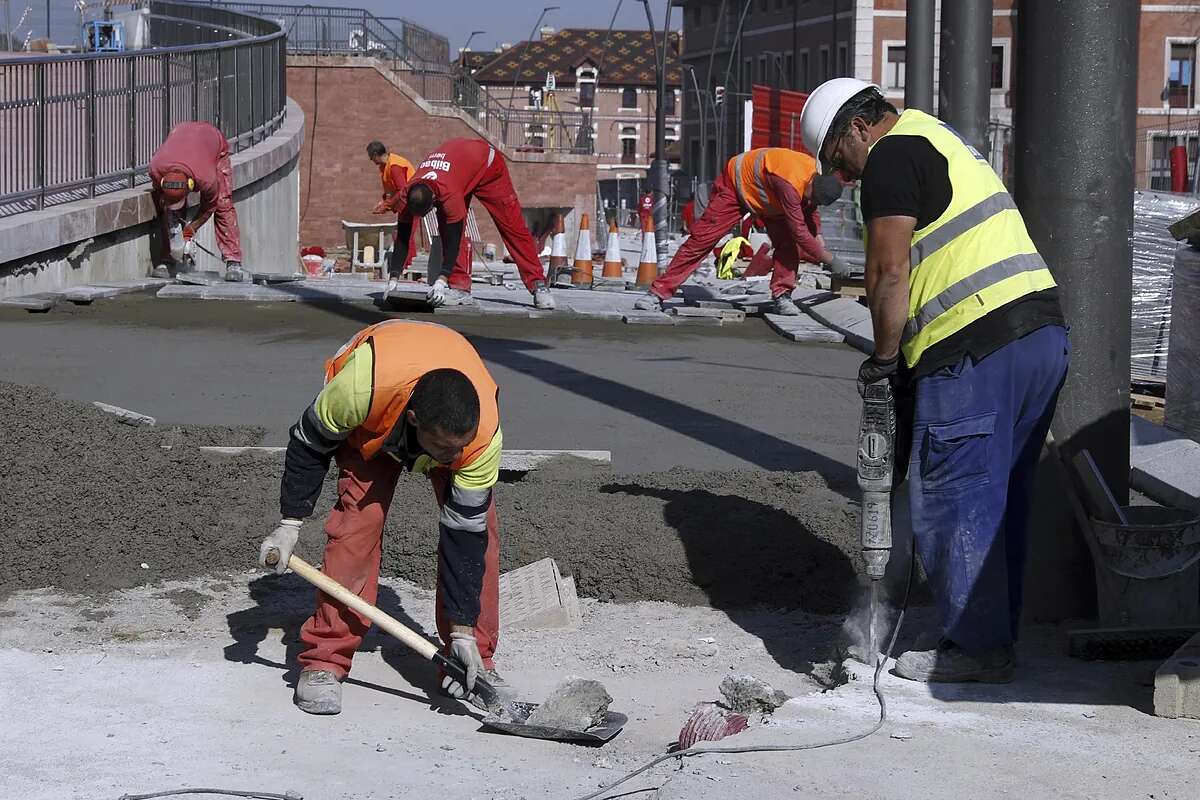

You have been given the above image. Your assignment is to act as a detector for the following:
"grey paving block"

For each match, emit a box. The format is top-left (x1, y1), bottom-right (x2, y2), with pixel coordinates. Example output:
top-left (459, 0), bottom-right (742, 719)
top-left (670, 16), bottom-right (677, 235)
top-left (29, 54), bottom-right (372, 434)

top-left (0, 293), bottom-right (58, 312)
top-left (498, 557), bottom-right (581, 630)
top-left (1155, 632), bottom-right (1200, 718)
top-left (251, 272), bottom-right (306, 284)
top-left (623, 311), bottom-right (675, 325)
top-left (93, 401), bottom-right (156, 427)
top-left (1130, 417), bottom-right (1200, 511)
top-left (669, 306), bottom-right (727, 318)
top-left (60, 285), bottom-right (124, 304)
top-left (806, 296), bottom-right (875, 353)
top-left (689, 299), bottom-right (737, 310)
top-left (764, 312), bottom-right (847, 344)
top-left (501, 450), bottom-right (611, 470)
top-left (673, 316), bottom-right (723, 327)
top-left (176, 271), bottom-right (222, 286)
top-left (592, 278), bottom-right (630, 292)
top-left (91, 278), bottom-right (172, 292)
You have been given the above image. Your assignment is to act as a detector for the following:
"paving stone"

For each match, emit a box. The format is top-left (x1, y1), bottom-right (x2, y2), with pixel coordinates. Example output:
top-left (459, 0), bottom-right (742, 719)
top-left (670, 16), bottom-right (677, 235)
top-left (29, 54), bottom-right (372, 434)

top-left (1154, 632), bottom-right (1200, 719)
top-left (673, 316), bottom-right (723, 327)
top-left (251, 272), bottom-right (306, 284)
top-left (669, 306), bottom-right (727, 318)
top-left (60, 285), bottom-right (124, 304)
top-left (1130, 416), bottom-right (1200, 511)
top-left (806, 296), bottom-right (874, 353)
top-left (689, 299), bottom-right (737, 309)
top-left (764, 312), bottom-right (847, 344)
top-left (623, 311), bottom-right (675, 325)
top-left (0, 293), bottom-right (57, 312)
top-left (592, 278), bottom-right (630, 292)
top-left (500, 450), bottom-right (611, 470)
top-left (91, 278), bottom-right (172, 292)
top-left (176, 271), bottom-right (223, 286)
top-left (499, 557), bottom-right (581, 630)
top-left (93, 401), bottom-right (156, 427)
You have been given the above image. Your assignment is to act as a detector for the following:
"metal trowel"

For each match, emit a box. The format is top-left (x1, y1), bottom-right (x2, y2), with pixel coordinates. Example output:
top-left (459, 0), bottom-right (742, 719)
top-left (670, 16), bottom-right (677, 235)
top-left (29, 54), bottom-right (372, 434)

top-left (263, 551), bottom-right (627, 744)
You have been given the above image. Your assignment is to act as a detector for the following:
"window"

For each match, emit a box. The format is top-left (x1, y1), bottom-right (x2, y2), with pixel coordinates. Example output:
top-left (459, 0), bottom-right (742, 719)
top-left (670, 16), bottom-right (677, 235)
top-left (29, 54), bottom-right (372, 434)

top-left (1149, 133), bottom-right (1199, 189)
top-left (820, 47), bottom-right (831, 82)
top-left (620, 126), bottom-right (638, 163)
top-left (799, 50), bottom-right (810, 91)
top-left (837, 43), bottom-right (848, 78)
top-left (743, 57), bottom-right (753, 92)
top-left (785, 53), bottom-right (794, 89)
top-left (664, 125), bottom-right (679, 140)
top-left (622, 87), bottom-right (638, 109)
top-left (886, 46), bottom-right (906, 90)
top-left (758, 55), bottom-right (768, 84)
top-left (579, 82), bottom-right (595, 108)
top-left (991, 45), bottom-right (1005, 90)
top-left (1169, 42), bottom-right (1196, 108)
top-left (665, 89), bottom-right (676, 114)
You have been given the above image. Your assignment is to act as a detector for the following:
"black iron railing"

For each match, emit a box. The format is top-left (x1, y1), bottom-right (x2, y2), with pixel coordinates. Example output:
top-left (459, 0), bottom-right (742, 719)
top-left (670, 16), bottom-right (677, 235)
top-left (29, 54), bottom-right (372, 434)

top-left (0, 0), bottom-right (286, 217)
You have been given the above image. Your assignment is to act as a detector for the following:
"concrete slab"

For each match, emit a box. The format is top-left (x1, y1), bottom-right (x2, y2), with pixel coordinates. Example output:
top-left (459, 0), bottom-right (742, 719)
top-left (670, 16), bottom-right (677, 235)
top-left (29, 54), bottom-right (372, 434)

top-left (0, 293), bottom-right (57, 312)
top-left (806, 296), bottom-right (874, 354)
top-left (59, 286), bottom-right (124, 304)
top-left (1130, 416), bottom-right (1200, 511)
top-left (156, 284), bottom-right (299, 302)
top-left (623, 311), bottom-right (675, 325)
top-left (175, 271), bottom-right (223, 286)
top-left (93, 401), bottom-right (156, 427)
top-left (674, 316), bottom-right (724, 327)
top-left (251, 272), bottom-right (306, 284)
top-left (498, 557), bottom-right (582, 630)
top-left (689, 299), bottom-right (738, 310)
top-left (90, 278), bottom-right (171, 292)
top-left (764, 313), bottom-right (847, 344)
top-left (669, 306), bottom-right (728, 318)
top-left (1154, 631), bottom-right (1200, 718)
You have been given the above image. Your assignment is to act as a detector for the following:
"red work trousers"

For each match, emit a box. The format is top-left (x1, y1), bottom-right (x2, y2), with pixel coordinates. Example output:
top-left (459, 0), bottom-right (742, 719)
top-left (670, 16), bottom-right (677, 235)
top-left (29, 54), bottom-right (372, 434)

top-left (210, 152), bottom-right (242, 262)
top-left (443, 159), bottom-right (546, 293)
top-left (297, 447), bottom-right (501, 679)
top-left (649, 174), bottom-right (799, 301)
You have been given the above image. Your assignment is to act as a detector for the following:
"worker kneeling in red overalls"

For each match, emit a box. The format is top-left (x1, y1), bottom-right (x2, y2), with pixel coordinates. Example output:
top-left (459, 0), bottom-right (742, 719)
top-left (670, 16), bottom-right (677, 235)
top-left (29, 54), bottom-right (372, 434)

top-left (149, 121), bottom-right (245, 282)
top-left (260, 320), bottom-right (504, 715)
top-left (391, 138), bottom-right (557, 310)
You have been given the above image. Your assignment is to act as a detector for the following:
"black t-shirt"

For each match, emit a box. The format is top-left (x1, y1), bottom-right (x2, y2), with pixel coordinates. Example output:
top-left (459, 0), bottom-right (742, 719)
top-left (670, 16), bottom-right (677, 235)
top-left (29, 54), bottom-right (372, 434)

top-left (861, 134), bottom-right (1064, 379)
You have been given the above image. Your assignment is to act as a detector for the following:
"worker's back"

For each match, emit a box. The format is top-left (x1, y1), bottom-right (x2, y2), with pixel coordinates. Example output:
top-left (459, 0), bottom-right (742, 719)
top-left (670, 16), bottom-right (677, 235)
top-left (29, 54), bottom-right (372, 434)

top-left (723, 148), bottom-right (817, 217)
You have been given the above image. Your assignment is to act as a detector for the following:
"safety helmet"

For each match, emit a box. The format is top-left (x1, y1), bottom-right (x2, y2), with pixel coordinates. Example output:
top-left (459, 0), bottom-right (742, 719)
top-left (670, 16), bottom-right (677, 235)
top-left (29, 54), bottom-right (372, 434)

top-left (800, 77), bottom-right (880, 173)
top-left (158, 170), bottom-right (194, 211)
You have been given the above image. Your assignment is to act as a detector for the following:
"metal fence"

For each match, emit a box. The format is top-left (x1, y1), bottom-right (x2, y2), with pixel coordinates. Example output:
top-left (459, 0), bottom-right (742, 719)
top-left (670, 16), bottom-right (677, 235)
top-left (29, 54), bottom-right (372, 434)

top-left (0, 0), bottom-right (286, 217)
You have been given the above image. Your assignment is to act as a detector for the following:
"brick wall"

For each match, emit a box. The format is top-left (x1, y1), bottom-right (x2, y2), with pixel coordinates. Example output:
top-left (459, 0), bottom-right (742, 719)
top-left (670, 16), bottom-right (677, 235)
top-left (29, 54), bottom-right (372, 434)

top-left (288, 63), bottom-right (597, 255)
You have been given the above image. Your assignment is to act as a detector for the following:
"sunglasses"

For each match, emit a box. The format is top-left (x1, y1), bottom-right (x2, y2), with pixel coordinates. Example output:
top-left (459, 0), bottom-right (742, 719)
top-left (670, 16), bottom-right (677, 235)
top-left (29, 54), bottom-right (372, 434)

top-left (823, 126), bottom-right (850, 175)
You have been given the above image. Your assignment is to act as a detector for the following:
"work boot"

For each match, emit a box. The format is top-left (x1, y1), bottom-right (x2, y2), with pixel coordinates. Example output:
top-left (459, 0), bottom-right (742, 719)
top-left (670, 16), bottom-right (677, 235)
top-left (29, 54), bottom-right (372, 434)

top-left (894, 641), bottom-right (1015, 684)
top-left (633, 292), bottom-right (663, 311)
top-left (772, 294), bottom-right (801, 316)
top-left (533, 282), bottom-right (556, 310)
top-left (295, 668), bottom-right (342, 714)
top-left (151, 265), bottom-right (172, 280)
top-left (224, 261), bottom-right (247, 283)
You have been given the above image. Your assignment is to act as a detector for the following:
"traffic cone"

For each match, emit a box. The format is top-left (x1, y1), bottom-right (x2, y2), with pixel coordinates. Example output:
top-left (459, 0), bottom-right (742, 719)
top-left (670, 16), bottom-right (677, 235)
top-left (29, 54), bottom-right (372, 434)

top-left (571, 213), bottom-right (594, 289)
top-left (548, 214), bottom-right (568, 285)
top-left (634, 213), bottom-right (658, 289)
top-left (602, 219), bottom-right (623, 279)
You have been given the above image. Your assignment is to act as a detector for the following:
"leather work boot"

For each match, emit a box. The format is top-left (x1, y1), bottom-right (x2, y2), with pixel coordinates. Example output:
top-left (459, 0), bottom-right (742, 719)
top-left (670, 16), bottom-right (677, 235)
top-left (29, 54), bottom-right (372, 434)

top-left (295, 669), bottom-right (342, 714)
top-left (633, 292), bottom-right (663, 311)
top-left (772, 294), bottom-right (801, 316)
top-left (533, 282), bottom-right (556, 310)
top-left (895, 641), bottom-right (1015, 683)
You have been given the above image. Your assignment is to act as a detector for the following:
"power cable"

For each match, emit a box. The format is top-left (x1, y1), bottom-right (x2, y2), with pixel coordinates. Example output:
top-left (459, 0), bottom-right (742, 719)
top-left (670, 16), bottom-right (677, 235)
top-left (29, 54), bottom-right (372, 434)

top-left (118, 789), bottom-right (300, 800)
top-left (572, 548), bottom-right (916, 800)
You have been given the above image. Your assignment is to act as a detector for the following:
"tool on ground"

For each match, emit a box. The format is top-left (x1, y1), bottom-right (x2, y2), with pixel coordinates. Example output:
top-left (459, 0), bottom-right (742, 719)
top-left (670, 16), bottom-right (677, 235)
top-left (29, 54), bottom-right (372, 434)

top-left (262, 550), bottom-right (626, 743)
top-left (857, 381), bottom-right (896, 656)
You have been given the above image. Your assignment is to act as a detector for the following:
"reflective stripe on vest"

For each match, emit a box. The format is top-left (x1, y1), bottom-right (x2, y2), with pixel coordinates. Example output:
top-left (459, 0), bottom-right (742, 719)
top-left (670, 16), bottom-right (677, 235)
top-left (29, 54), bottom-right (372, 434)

top-left (870, 109), bottom-right (1056, 367)
top-left (731, 150), bottom-right (770, 210)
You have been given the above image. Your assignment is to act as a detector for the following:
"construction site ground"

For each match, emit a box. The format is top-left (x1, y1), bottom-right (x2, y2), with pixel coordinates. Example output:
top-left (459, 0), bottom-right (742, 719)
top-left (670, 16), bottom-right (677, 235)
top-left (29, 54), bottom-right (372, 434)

top-left (0, 296), bottom-right (1194, 799)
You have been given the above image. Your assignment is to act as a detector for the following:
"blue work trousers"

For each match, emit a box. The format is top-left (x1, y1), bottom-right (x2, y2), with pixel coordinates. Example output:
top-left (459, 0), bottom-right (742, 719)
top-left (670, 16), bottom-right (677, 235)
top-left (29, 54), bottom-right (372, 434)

top-left (908, 324), bottom-right (1070, 653)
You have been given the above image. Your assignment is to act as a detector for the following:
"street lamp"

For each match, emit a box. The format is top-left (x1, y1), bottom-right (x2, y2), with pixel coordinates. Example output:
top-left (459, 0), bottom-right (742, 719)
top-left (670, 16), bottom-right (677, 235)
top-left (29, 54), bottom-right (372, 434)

top-left (639, 0), bottom-right (673, 266)
top-left (463, 29), bottom-right (485, 54)
top-left (682, 64), bottom-right (708, 185)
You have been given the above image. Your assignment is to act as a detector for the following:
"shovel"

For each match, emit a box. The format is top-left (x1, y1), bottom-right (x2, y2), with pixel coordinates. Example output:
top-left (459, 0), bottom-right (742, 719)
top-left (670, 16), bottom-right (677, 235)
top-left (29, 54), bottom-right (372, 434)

top-left (263, 551), bottom-right (626, 744)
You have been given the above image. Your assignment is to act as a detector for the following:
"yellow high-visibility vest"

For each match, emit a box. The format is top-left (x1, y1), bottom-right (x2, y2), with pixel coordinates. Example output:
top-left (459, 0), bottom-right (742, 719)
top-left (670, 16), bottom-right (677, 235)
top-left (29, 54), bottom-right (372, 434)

top-left (868, 109), bottom-right (1056, 368)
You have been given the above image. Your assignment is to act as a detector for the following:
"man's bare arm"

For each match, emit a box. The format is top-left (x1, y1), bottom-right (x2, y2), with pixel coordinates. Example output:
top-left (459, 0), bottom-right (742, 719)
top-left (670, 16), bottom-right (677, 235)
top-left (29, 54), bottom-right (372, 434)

top-left (864, 215), bottom-right (917, 360)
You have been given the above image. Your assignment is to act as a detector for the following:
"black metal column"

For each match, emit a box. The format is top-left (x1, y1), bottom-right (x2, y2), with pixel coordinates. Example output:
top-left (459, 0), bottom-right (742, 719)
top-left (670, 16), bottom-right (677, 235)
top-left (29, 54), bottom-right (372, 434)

top-left (938, 0), bottom-right (992, 154)
top-left (1014, 0), bottom-right (1139, 619)
top-left (904, 0), bottom-right (935, 113)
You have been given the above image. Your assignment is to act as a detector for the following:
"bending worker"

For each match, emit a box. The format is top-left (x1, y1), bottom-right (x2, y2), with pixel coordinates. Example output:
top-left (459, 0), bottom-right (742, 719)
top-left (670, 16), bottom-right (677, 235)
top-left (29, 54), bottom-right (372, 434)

top-left (801, 78), bottom-right (1068, 683)
top-left (366, 140), bottom-right (420, 277)
top-left (259, 320), bottom-right (504, 714)
top-left (149, 121), bottom-right (244, 282)
top-left (634, 148), bottom-right (846, 316)
top-left (392, 138), bottom-right (557, 310)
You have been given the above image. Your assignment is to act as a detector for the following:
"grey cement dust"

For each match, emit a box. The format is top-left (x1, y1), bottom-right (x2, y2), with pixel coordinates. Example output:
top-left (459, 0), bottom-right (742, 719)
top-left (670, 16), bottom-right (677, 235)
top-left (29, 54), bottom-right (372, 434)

top-left (525, 677), bottom-right (612, 730)
top-left (1, 381), bottom-right (862, 612)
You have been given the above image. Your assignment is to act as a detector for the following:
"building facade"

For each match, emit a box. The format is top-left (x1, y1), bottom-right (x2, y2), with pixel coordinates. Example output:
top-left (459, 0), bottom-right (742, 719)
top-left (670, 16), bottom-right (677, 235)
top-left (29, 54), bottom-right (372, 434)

top-left (677, 0), bottom-right (1200, 190)
top-left (462, 28), bottom-right (682, 214)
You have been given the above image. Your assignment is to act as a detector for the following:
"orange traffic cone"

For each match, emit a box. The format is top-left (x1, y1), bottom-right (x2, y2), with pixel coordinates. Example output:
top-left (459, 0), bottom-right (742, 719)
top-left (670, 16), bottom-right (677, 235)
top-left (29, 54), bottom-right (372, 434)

top-left (634, 213), bottom-right (658, 289)
top-left (571, 213), bottom-right (594, 289)
top-left (548, 214), bottom-right (568, 285)
top-left (602, 218), bottom-right (623, 279)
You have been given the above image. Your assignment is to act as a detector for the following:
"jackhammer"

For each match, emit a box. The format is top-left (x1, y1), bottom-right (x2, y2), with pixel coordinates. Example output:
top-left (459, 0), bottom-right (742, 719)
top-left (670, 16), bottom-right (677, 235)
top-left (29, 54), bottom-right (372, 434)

top-left (857, 381), bottom-right (896, 657)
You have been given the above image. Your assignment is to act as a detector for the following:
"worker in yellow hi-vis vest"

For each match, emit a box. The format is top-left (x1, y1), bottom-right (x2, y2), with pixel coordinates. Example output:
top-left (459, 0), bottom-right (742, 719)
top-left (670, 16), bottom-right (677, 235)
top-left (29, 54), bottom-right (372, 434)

top-left (801, 79), bottom-right (1069, 685)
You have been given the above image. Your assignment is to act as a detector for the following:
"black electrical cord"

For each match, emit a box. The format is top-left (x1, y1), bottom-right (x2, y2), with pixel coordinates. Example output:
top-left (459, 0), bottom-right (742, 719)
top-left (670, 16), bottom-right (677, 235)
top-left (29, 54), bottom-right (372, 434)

top-left (572, 548), bottom-right (916, 800)
top-left (118, 789), bottom-right (300, 800)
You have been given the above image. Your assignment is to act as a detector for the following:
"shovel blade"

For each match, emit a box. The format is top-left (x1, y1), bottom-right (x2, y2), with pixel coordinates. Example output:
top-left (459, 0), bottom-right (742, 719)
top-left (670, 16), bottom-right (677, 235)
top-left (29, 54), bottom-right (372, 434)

top-left (480, 702), bottom-right (628, 744)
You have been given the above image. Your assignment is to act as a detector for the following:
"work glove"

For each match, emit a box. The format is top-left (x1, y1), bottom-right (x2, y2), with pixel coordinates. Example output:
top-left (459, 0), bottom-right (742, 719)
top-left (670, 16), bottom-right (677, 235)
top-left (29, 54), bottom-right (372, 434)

top-left (441, 629), bottom-right (484, 700)
top-left (426, 276), bottom-right (448, 307)
top-left (386, 275), bottom-right (399, 294)
top-left (371, 199), bottom-right (390, 215)
top-left (183, 239), bottom-right (196, 259)
top-left (826, 254), bottom-right (852, 277)
top-left (258, 519), bottom-right (302, 575)
top-left (858, 353), bottom-right (900, 398)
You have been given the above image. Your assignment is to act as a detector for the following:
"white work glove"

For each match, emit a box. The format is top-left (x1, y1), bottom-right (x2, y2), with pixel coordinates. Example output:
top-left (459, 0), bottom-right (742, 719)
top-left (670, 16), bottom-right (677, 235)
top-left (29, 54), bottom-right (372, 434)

top-left (826, 254), bottom-right (852, 277)
top-left (183, 239), bottom-right (196, 259)
top-left (168, 224), bottom-right (185, 261)
top-left (441, 629), bottom-right (484, 699)
top-left (426, 276), bottom-right (448, 307)
top-left (258, 519), bottom-right (302, 575)
top-left (386, 275), bottom-right (399, 294)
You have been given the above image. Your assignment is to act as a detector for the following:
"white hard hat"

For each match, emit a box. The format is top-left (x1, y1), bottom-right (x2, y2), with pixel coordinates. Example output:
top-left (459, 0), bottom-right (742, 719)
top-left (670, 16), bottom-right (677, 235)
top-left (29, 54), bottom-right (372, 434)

top-left (800, 77), bottom-right (880, 173)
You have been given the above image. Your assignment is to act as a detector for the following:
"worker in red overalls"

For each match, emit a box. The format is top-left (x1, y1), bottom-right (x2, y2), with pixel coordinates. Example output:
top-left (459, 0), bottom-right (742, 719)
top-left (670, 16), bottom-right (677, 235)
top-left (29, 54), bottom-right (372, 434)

top-left (634, 148), bottom-right (847, 316)
top-left (392, 138), bottom-right (556, 310)
top-left (149, 121), bottom-right (244, 282)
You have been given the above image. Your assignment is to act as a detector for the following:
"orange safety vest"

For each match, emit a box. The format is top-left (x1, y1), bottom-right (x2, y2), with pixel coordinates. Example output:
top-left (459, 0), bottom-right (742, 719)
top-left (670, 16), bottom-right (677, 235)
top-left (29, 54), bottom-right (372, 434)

top-left (324, 320), bottom-right (499, 467)
top-left (724, 148), bottom-right (817, 217)
top-left (380, 153), bottom-right (415, 195)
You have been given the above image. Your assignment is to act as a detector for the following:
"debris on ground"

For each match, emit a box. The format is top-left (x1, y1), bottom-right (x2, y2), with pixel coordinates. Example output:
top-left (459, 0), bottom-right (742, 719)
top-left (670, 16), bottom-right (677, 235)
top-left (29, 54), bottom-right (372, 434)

top-left (524, 677), bottom-right (613, 730)
top-left (718, 674), bottom-right (790, 714)
top-left (677, 702), bottom-right (750, 749)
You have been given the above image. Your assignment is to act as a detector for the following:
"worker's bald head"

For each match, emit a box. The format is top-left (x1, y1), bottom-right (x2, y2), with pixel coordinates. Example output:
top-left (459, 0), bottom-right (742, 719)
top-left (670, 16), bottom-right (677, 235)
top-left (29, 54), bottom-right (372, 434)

top-left (406, 183), bottom-right (435, 218)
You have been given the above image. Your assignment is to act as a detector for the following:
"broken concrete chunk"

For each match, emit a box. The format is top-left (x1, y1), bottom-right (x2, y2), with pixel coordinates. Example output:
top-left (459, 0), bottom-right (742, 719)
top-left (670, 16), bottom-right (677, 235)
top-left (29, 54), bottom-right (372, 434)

top-left (525, 677), bottom-right (612, 731)
top-left (718, 674), bottom-right (790, 715)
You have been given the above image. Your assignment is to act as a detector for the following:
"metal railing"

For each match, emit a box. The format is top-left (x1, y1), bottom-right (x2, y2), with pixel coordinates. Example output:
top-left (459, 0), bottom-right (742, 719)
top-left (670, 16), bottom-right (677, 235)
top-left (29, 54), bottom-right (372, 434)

top-left (0, 1), bottom-right (286, 217)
